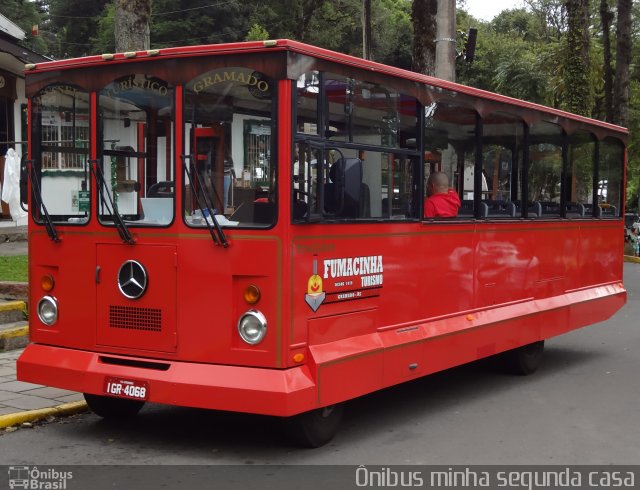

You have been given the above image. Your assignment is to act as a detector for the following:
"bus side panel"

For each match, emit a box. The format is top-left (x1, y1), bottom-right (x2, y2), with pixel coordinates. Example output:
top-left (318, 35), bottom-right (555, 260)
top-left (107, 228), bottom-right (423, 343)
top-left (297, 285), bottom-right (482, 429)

top-left (474, 227), bottom-right (535, 308)
top-left (577, 223), bottom-right (623, 287)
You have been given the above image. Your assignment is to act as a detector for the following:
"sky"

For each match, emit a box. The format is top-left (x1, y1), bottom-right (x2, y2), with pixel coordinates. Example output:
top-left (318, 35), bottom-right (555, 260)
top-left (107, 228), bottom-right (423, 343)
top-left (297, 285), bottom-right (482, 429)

top-left (463, 0), bottom-right (525, 22)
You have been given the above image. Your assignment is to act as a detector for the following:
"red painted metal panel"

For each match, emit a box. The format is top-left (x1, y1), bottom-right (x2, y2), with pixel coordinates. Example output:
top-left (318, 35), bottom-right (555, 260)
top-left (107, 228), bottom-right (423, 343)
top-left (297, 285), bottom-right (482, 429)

top-left (96, 244), bottom-right (177, 353)
top-left (18, 344), bottom-right (316, 416)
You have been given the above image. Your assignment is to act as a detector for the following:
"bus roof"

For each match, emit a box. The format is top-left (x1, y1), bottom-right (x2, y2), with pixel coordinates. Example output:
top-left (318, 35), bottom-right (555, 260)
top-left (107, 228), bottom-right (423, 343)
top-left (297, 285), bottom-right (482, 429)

top-left (24, 39), bottom-right (627, 137)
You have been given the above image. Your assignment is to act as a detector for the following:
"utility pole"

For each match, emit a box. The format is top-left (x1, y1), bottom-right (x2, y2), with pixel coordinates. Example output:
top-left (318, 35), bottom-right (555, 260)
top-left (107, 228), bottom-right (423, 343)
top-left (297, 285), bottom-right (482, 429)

top-left (362, 0), bottom-right (372, 60)
top-left (435, 0), bottom-right (456, 81)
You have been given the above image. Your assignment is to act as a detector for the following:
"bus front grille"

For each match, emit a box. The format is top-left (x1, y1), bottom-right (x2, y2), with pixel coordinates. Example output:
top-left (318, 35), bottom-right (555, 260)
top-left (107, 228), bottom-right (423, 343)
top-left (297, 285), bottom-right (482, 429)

top-left (109, 305), bottom-right (162, 332)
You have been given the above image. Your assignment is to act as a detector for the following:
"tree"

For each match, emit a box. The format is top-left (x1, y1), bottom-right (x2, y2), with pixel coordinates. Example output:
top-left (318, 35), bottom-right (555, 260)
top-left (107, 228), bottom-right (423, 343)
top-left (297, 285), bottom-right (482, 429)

top-left (115, 0), bottom-right (152, 52)
top-left (48, 0), bottom-right (109, 57)
top-left (612, 0), bottom-right (632, 127)
top-left (363, 0), bottom-right (372, 59)
top-left (411, 0), bottom-right (437, 75)
top-left (564, 0), bottom-right (591, 116)
top-left (599, 0), bottom-right (614, 122)
top-left (245, 24), bottom-right (270, 41)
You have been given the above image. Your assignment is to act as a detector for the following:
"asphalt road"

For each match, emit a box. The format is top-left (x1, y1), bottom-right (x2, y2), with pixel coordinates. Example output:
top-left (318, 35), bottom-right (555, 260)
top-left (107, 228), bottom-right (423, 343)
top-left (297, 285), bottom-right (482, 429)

top-left (1, 265), bottom-right (639, 468)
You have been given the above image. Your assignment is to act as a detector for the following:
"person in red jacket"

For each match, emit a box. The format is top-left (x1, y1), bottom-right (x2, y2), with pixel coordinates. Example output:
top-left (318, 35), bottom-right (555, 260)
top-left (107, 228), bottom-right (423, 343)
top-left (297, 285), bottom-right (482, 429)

top-left (424, 172), bottom-right (461, 218)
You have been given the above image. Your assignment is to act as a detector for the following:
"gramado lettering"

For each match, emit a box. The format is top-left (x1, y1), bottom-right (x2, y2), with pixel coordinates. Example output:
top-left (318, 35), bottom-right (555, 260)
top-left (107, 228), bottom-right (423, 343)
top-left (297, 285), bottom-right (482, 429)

top-left (192, 71), bottom-right (269, 94)
top-left (323, 255), bottom-right (383, 287)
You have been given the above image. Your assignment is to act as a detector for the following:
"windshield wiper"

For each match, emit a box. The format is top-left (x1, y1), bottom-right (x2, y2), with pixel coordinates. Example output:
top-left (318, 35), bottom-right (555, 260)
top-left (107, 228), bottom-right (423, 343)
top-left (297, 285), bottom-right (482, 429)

top-left (26, 159), bottom-right (60, 242)
top-left (182, 154), bottom-right (228, 247)
top-left (90, 159), bottom-right (134, 245)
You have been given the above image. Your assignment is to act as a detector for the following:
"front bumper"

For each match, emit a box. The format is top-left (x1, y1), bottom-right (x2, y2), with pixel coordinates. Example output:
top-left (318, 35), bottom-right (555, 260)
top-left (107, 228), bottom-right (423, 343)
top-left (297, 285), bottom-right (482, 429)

top-left (17, 344), bottom-right (317, 417)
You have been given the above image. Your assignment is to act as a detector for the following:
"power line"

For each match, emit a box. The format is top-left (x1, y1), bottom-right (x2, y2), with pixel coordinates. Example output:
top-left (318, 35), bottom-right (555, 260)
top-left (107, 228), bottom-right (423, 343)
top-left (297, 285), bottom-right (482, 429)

top-left (152, 0), bottom-right (239, 17)
top-left (45, 0), bottom-right (239, 20)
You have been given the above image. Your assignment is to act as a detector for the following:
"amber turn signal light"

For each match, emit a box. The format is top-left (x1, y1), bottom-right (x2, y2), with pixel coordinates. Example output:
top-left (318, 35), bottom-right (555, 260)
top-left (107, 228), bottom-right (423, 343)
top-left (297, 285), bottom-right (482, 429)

top-left (41, 274), bottom-right (55, 292)
top-left (243, 285), bottom-right (261, 305)
top-left (293, 353), bottom-right (305, 363)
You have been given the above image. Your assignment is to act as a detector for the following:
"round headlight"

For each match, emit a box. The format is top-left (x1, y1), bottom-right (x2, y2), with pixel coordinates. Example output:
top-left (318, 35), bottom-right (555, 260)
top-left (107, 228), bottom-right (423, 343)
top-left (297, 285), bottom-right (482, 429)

top-left (237, 310), bottom-right (267, 345)
top-left (37, 296), bottom-right (58, 326)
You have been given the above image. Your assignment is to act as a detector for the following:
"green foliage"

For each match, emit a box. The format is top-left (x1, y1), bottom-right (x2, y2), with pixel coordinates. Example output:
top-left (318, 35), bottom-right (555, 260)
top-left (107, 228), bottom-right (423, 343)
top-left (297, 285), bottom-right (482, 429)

top-left (0, 0), bottom-right (46, 53)
top-left (245, 24), bottom-right (270, 41)
top-left (48, 0), bottom-right (110, 57)
top-left (92, 3), bottom-right (116, 54)
top-left (626, 79), bottom-right (640, 212)
top-left (493, 48), bottom-right (549, 104)
top-left (0, 255), bottom-right (27, 282)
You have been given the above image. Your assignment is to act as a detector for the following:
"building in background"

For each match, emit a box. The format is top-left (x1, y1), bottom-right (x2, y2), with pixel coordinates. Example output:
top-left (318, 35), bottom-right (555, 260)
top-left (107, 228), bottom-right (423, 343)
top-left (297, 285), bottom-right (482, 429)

top-left (0, 13), bottom-right (48, 221)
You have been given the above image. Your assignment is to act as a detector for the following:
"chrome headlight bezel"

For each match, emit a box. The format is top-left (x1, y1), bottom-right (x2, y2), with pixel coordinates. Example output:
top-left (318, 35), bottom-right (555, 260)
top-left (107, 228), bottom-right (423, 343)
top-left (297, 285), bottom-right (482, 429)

top-left (237, 310), bottom-right (267, 345)
top-left (37, 295), bottom-right (58, 326)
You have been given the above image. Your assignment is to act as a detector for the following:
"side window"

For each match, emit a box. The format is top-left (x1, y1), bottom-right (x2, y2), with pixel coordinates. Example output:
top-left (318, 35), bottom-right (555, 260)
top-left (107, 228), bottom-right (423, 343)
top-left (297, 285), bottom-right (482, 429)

top-left (567, 131), bottom-right (595, 217)
top-left (598, 137), bottom-right (624, 217)
top-left (293, 72), bottom-right (419, 223)
top-left (480, 112), bottom-right (525, 218)
top-left (323, 73), bottom-right (419, 149)
top-left (423, 100), bottom-right (476, 218)
top-left (528, 121), bottom-right (563, 218)
top-left (294, 145), bottom-right (417, 221)
top-left (325, 74), bottom-right (348, 142)
top-left (296, 71), bottom-right (319, 136)
top-left (31, 84), bottom-right (90, 223)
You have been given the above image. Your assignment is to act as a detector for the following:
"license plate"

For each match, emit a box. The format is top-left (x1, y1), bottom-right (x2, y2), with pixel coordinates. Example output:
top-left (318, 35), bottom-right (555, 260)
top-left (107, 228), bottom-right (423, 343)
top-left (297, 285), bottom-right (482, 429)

top-left (103, 377), bottom-right (149, 401)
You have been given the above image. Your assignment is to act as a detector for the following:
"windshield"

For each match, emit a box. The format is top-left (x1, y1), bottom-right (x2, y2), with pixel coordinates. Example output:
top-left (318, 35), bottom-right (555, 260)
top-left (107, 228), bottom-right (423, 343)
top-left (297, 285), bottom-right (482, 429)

top-left (98, 74), bottom-right (175, 226)
top-left (30, 84), bottom-right (90, 224)
top-left (183, 67), bottom-right (276, 228)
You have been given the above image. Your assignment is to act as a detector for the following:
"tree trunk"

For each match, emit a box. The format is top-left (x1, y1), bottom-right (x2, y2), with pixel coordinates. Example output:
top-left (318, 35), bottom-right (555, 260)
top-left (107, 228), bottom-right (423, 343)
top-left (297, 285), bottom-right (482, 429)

top-left (612, 0), bottom-right (632, 127)
top-left (600, 0), bottom-right (614, 122)
top-left (362, 0), bottom-right (372, 60)
top-left (564, 0), bottom-right (591, 116)
top-left (435, 0), bottom-right (455, 82)
top-left (411, 0), bottom-right (437, 76)
top-left (115, 0), bottom-right (151, 52)
top-left (295, 0), bottom-right (326, 42)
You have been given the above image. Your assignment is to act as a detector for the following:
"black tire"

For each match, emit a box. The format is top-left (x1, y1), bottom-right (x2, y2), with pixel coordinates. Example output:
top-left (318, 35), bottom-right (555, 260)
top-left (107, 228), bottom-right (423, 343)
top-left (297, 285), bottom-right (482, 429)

top-left (84, 393), bottom-right (144, 419)
top-left (285, 404), bottom-right (344, 448)
top-left (503, 340), bottom-right (545, 375)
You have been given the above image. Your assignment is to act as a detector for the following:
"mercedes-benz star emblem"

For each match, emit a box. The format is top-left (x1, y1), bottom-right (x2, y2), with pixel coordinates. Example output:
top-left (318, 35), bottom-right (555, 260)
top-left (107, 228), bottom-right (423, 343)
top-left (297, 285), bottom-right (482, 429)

top-left (117, 260), bottom-right (148, 299)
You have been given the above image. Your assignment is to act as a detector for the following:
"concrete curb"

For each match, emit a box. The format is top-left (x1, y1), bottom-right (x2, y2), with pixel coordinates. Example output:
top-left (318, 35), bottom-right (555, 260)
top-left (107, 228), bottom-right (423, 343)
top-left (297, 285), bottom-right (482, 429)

top-left (0, 401), bottom-right (88, 430)
top-left (0, 323), bottom-right (29, 351)
top-left (0, 300), bottom-right (26, 313)
top-left (624, 255), bottom-right (640, 263)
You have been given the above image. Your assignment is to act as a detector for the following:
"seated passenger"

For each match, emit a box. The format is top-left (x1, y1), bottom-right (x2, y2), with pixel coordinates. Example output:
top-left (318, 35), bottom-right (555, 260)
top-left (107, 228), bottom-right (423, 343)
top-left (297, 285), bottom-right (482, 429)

top-left (424, 172), bottom-right (461, 218)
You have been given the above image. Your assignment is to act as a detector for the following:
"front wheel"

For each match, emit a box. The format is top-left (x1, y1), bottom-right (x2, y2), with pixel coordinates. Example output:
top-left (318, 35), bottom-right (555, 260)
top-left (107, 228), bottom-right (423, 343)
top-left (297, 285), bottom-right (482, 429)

top-left (285, 404), bottom-right (344, 448)
top-left (83, 394), bottom-right (145, 419)
top-left (502, 340), bottom-right (545, 375)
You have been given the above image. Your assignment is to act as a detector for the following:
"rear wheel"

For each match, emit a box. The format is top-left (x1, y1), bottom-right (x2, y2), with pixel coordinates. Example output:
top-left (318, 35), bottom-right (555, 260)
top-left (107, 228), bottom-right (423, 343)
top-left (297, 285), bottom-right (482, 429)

top-left (83, 394), bottom-right (144, 419)
top-left (285, 404), bottom-right (344, 448)
top-left (503, 340), bottom-right (545, 375)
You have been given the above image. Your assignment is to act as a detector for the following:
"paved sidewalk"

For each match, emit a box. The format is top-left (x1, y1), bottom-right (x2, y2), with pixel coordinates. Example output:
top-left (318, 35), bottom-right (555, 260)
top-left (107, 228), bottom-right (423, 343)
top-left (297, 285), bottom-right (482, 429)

top-left (0, 348), bottom-right (86, 427)
top-left (0, 224), bottom-right (27, 257)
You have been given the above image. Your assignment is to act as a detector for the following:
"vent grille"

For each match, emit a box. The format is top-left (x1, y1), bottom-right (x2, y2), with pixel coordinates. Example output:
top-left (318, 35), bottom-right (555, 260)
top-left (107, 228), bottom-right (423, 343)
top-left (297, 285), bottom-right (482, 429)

top-left (109, 305), bottom-right (162, 332)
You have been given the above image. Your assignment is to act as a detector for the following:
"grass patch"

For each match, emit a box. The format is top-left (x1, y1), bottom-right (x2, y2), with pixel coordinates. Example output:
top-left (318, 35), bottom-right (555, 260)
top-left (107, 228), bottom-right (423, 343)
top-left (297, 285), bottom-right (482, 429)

top-left (0, 255), bottom-right (28, 282)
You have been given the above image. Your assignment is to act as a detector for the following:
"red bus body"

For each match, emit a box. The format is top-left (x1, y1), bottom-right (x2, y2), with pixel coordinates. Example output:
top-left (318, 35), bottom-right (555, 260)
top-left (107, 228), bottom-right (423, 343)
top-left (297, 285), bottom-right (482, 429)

top-left (18, 40), bottom-right (626, 420)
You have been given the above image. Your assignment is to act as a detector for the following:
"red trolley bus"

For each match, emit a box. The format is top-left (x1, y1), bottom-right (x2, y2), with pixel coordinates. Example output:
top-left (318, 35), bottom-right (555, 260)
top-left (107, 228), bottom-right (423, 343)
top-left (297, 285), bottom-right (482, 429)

top-left (17, 40), bottom-right (627, 447)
